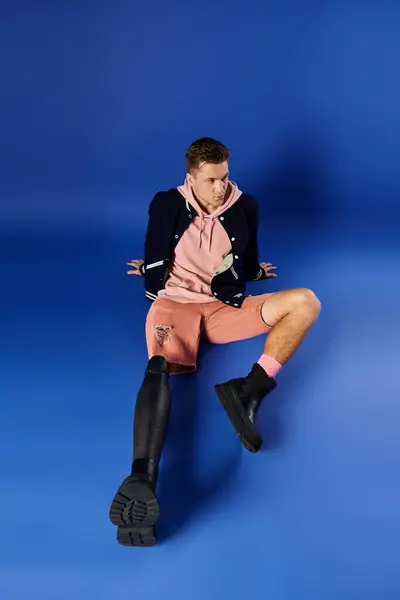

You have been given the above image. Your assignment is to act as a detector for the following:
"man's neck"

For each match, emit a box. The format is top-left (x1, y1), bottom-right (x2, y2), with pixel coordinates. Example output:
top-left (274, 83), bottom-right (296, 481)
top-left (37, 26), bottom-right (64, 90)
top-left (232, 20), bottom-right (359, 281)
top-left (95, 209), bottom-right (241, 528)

top-left (191, 184), bottom-right (230, 215)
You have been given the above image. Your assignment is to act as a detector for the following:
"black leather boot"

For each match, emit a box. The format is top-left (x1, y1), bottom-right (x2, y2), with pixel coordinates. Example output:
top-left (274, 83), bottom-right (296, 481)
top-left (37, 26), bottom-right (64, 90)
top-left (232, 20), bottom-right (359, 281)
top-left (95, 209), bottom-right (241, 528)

top-left (109, 356), bottom-right (170, 547)
top-left (214, 363), bottom-right (277, 453)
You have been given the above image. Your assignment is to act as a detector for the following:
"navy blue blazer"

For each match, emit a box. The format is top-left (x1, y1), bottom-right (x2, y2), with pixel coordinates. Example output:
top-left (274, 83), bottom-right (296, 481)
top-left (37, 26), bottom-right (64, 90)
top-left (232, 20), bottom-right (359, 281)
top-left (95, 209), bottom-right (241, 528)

top-left (140, 188), bottom-right (267, 309)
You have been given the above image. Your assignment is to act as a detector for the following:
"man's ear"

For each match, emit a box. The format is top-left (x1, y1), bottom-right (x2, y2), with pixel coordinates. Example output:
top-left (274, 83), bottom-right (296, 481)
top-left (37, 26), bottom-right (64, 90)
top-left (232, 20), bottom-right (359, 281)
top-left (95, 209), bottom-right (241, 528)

top-left (186, 172), bottom-right (194, 186)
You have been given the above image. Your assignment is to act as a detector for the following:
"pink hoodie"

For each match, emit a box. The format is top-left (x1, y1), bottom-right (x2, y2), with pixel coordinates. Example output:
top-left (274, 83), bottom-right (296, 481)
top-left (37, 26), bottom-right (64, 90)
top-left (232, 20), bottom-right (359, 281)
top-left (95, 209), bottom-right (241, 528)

top-left (157, 180), bottom-right (243, 303)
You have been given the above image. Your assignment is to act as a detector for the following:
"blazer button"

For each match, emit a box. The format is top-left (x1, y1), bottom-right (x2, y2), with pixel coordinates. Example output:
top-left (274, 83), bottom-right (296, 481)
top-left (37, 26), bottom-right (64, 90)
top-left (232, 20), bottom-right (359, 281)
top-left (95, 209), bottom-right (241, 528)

top-left (175, 234), bottom-right (179, 239)
top-left (231, 237), bottom-right (235, 241)
top-left (235, 255), bottom-right (239, 259)
top-left (220, 216), bottom-right (224, 221)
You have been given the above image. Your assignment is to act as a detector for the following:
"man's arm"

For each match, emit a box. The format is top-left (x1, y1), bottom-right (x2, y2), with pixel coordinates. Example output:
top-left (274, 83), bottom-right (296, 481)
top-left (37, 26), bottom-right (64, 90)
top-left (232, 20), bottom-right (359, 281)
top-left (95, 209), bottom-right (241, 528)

top-left (243, 196), bottom-right (267, 281)
top-left (138, 192), bottom-right (166, 276)
top-left (126, 194), bottom-right (161, 277)
top-left (138, 192), bottom-right (181, 302)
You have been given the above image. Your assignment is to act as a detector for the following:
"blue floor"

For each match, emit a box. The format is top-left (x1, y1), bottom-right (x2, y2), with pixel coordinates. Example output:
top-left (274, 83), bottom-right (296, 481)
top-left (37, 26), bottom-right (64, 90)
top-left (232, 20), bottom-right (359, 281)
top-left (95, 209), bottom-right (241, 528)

top-left (1, 220), bottom-right (399, 599)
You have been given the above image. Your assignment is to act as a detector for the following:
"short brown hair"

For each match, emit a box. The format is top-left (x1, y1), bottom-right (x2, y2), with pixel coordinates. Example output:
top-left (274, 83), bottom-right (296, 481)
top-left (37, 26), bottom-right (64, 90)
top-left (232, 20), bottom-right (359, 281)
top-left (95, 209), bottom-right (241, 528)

top-left (185, 137), bottom-right (230, 173)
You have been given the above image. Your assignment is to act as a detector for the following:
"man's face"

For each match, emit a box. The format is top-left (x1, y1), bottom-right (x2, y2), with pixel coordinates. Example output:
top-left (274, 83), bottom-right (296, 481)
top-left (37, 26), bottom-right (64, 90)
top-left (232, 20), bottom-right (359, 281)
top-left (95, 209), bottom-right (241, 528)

top-left (187, 161), bottom-right (229, 210)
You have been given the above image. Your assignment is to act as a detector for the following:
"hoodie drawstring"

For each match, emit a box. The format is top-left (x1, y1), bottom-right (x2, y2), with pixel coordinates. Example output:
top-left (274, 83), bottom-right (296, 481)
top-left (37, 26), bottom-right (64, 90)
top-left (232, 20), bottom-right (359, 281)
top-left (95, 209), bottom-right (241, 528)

top-left (199, 212), bottom-right (204, 249)
top-left (208, 219), bottom-right (215, 252)
top-left (198, 212), bottom-right (217, 252)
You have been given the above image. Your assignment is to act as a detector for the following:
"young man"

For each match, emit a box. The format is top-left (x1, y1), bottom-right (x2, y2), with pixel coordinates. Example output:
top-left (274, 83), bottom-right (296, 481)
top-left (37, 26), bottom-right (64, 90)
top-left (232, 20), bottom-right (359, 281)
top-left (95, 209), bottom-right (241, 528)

top-left (109, 138), bottom-right (321, 547)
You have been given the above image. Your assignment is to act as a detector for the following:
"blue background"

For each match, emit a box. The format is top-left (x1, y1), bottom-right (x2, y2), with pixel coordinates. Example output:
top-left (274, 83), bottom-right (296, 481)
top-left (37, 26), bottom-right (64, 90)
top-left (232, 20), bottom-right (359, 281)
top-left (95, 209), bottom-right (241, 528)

top-left (1, 1), bottom-right (399, 599)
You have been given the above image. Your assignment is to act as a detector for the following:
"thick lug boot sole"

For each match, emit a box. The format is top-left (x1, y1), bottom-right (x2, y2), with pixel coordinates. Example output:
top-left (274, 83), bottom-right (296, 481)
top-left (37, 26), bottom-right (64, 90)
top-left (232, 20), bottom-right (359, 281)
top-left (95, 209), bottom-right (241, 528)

top-left (109, 475), bottom-right (159, 547)
top-left (116, 524), bottom-right (157, 547)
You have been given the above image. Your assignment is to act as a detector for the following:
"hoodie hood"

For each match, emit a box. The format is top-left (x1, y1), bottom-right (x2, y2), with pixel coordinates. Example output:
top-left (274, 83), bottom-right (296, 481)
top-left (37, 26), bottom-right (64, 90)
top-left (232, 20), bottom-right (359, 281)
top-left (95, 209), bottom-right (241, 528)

top-left (177, 179), bottom-right (243, 251)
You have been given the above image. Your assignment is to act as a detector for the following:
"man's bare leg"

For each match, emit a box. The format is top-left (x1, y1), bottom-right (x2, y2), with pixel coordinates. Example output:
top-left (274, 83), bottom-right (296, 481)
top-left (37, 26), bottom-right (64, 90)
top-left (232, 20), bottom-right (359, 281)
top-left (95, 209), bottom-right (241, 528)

top-left (261, 287), bottom-right (321, 366)
top-left (214, 288), bottom-right (321, 452)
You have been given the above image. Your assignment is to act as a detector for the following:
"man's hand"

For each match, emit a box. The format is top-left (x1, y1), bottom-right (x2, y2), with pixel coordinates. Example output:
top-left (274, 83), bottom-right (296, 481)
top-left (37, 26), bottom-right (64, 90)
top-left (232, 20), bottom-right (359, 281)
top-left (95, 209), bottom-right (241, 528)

top-left (260, 262), bottom-right (277, 278)
top-left (127, 259), bottom-right (144, 275)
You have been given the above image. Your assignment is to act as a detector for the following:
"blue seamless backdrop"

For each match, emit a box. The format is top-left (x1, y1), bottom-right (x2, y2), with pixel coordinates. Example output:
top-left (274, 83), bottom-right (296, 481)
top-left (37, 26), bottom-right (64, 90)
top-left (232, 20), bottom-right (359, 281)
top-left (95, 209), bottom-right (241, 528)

top-left (1, 2), bottom-right (399, 600)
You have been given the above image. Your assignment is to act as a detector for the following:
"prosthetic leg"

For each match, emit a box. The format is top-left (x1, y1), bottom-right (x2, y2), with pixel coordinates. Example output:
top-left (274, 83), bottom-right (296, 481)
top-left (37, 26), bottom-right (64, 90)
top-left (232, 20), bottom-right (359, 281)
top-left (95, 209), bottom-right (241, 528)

top-left (214, 363), bottom-right (277, 453)
top-left (109, 356), bottom-right (170, 546)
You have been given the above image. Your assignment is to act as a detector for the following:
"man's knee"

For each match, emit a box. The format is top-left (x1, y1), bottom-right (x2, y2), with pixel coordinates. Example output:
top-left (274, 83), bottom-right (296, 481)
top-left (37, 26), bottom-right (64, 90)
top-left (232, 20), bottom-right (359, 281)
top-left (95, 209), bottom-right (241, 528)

top-left (294, 288), bottom-right (321, 316)
top-left (261, 288), bottom-right (321, 327)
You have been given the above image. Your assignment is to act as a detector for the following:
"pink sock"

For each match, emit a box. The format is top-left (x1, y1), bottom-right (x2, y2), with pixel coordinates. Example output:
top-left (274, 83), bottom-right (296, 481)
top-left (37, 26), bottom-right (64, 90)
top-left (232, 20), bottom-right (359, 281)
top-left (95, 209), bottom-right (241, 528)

top-left (257, 354), bottom-right (282, 378)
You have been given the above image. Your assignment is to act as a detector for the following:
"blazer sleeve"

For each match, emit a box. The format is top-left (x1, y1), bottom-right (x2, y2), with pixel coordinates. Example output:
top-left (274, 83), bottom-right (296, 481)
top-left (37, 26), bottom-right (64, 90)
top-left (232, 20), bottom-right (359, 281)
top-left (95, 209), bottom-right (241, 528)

top-left (139, 193), bottom-right (164, 276)
top-left (243, 195), bottom-right (266, 281)
top-left (138, 192), bottom-right (165, 277)
top-left (139, 192), bottom-right (180, 297)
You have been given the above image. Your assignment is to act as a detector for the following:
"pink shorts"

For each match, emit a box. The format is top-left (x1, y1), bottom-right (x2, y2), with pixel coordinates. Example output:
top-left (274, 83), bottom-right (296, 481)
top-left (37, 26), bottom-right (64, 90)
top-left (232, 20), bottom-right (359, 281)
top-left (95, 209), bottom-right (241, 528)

top-left (145, 293), bottom-right (275, 375)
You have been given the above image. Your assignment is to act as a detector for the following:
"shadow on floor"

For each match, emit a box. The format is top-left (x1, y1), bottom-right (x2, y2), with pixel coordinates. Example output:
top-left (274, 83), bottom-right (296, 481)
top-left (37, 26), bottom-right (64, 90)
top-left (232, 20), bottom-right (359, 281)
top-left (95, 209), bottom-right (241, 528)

top-left (156, 358), bottom-right (242, 542)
